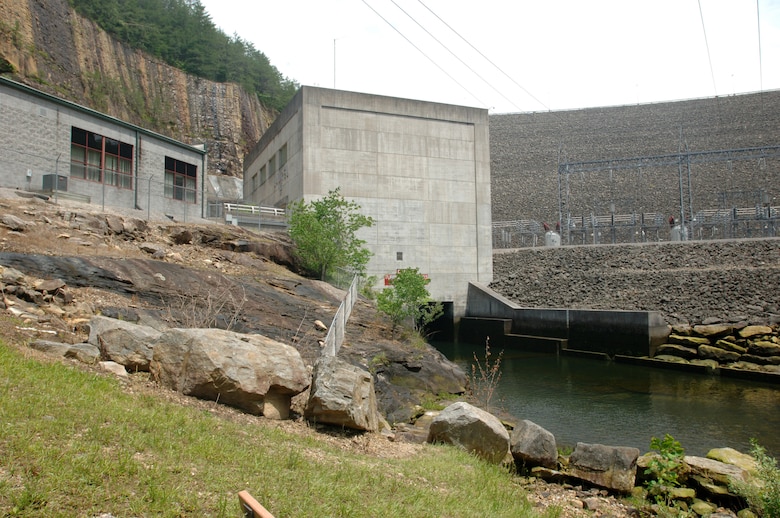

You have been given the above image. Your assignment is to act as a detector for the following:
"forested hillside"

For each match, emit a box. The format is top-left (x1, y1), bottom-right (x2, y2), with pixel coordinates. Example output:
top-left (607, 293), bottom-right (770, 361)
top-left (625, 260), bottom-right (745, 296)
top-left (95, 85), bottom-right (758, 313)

top-left (68, 0), bottom-right (297, 111)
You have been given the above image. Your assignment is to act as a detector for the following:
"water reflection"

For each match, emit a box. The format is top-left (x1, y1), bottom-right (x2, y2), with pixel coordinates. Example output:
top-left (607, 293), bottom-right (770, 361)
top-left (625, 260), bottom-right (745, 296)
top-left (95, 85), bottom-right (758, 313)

top-left (434, 342), bottom-right (780, 458)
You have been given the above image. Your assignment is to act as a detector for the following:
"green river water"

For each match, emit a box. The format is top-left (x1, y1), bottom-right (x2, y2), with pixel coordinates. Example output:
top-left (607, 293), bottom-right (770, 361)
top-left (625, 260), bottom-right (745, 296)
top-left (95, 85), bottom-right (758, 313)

top-left (434, 342), bottom-right (780, 458)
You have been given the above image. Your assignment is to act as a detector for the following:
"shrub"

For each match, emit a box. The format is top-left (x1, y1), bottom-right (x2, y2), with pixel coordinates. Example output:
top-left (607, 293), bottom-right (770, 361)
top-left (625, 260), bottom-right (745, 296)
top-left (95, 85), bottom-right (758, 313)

top-left (732, 439), bottom-right (780, 518)
top-left (644, 434), bottom-right (685, 503)
top-left (376, 267), bottom-right (442, 339)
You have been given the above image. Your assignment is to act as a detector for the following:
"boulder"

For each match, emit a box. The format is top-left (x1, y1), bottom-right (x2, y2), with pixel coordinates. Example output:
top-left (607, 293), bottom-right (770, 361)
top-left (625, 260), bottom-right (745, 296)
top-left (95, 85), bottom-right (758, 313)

top-left (64, 343), bottom-right (101, 364)
top-left (698, 344), bottom-right (741, 363)
top-left (123, 218), bottom-right (147, 234)
top-left (99, 360), bottom-right (128, 377)
top-left (1, 214), bottom-right (32, 231)
top-left (739, 354), bottom-right (780, 366)
top-left (169, 229), bottom-right (193, 245)
top-left (706, 448), bottom-right (757, 476)
top-left (714, 339), bottom-right (747, 354)
top-left (568, 442), bottom-right (640, 493)
top-left (35, 278), bottom-right (66, 293)
top-left (29, 339), bottom-right (72, 357)
top-left (668, 334), bottom-right (711, 347)
top-left (88, 315), bottom-right (162, 372)
top-left (748, 340), bottom-right (780, 357)
top-left (693, 324), bottom-right (733, 338)
top-left (656, 343), bottom-right (698, 359)
top-left (738, 325), bottom-right (772, 338)
top-left (684, 455), bottom-right (750, 487)
top-left (105, 215), bottom-right (125, 234)
top-left (151, 328), bottom-right (309, 418)
top-left (304, 355), bottom-right (379, 431)
top-left (427, 401), bottom-right (509, 464)
top-left (510, 419), bottom-right (558, 469)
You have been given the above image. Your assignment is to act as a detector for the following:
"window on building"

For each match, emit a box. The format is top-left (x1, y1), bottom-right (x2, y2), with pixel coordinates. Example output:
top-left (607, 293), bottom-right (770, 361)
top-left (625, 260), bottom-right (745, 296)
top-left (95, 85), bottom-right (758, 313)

top-left (70, 127), bottom-right (133, 188)
top-left (164, 156), bottom-right (197, 203)
top-left (260, 164), bottom-right (267, 184)
top-left (269, 155), bottom-right (277, 177)
top-left (278, 143), bottom-right (288, 168)
top-left (251, 172), bottom-right (258, 191)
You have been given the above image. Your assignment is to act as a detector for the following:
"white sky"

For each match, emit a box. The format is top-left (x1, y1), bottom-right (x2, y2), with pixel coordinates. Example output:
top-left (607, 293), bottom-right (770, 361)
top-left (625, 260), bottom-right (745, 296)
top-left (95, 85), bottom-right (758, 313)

top-left (198, 0), bottom-right (780, 113)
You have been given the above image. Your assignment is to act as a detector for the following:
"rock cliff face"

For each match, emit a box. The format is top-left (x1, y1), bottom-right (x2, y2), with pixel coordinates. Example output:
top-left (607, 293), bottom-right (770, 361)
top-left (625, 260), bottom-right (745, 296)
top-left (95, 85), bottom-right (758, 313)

top-left (0, 0), bottom-right (273, 178)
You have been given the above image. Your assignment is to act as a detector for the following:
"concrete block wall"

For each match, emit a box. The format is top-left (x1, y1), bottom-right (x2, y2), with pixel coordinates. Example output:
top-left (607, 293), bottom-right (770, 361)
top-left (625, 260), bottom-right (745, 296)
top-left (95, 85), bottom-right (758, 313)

top-left (0, 78), bottom-right (206, 220)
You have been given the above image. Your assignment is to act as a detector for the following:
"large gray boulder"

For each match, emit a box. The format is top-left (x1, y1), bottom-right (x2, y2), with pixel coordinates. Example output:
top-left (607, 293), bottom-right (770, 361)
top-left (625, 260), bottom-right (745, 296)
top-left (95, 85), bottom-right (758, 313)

top-left (510, 419), bottom-right (558, 469)
top-left (88, 315), bottom-right (162, 372)
top-left (304, 355), bottom-right (380, 432)
top-left (427, 401), bottom-right (509, 464)
top-left (568, 442), bottom-right (640, 493)
top-left (150, 328), bottom-right (309, 419)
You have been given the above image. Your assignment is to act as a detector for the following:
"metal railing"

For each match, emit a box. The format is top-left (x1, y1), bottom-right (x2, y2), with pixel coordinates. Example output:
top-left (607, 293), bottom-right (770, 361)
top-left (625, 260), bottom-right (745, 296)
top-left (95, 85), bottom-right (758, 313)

top-left (223, 203), bottom-right (286, 217)
top-left (322, 275), bottom-right (359, 357)
top-left (494, 206), bottom-right (779, 247)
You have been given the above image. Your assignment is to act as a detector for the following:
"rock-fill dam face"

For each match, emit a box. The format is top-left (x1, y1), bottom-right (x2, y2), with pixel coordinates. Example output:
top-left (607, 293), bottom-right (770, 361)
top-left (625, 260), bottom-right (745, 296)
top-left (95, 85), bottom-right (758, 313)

top-left (489, 238), bottom-right (780, 327)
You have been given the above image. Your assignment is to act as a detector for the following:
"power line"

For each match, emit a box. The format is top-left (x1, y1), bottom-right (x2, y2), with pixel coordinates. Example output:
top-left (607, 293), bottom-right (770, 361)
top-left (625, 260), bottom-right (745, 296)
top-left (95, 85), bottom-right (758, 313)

top-left (360, 0), bottom-right (487, 107)
top-left (757, 0), bottom-right (763, 92)
top-left (388, 0), bottom-right (523, 112)
top-left (416, 0), bottom-right (551, 112)
top-left (698, 0), bottom-right (719, 97)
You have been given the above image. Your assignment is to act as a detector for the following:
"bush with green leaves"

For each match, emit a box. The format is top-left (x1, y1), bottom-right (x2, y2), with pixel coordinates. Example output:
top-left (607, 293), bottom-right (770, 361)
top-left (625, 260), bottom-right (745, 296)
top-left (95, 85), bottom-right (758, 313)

top-left (644, 434), bottom-right (685, 503)
top-left (376, 267), bottom-right (443, 338)
top-left (288, 188), bottom-right (374, 281)
top-left (731, 439), bottom-right (780, 518)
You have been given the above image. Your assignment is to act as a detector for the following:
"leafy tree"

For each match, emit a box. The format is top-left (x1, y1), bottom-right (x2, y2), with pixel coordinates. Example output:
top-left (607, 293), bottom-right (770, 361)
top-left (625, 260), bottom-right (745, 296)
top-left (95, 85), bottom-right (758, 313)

top-left (288, 188), bottom-right (374, 281)
top-left (377, 267), bottom-right (443, 338)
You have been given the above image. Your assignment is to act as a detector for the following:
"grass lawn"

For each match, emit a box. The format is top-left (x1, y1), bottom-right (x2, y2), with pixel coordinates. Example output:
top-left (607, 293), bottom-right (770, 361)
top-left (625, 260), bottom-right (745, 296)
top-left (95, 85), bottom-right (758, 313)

top-left (0, 342), bottom-right (554, 517)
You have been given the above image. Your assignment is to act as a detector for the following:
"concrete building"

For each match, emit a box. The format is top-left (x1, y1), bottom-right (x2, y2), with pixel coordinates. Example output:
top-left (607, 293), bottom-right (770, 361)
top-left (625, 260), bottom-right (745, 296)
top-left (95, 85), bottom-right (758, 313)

top-left (243, 86), bottom-right (492, 317)
top-left (0, 77), bottom-right (207, 221)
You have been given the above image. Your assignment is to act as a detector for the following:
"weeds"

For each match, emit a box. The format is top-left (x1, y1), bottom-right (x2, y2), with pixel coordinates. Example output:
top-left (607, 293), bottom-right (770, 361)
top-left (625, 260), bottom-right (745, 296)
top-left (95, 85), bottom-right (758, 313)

top-left (731, 439), bottom-right (780, 518)
top-left (469, 338), bottom-right (504, 413)
top-left (644, 434), bottom-right (685, 503)
top-left (163, 281), bottom-right (246, 331)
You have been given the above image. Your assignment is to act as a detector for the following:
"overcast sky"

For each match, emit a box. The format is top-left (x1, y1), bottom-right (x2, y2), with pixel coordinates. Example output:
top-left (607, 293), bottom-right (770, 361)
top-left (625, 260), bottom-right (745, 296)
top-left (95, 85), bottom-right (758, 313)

top-left (198, 0), bottom-right (780, 113)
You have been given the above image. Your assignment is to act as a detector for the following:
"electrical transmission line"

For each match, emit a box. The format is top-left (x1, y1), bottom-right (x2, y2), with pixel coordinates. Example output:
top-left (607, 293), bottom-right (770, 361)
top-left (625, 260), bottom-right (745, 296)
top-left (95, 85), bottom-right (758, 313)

top-left (416, 0), bottom-right (551, 112)
top-left (360, 0), bottom-right (487, 107)
top-left (388, 0), bottom-right (523, 112)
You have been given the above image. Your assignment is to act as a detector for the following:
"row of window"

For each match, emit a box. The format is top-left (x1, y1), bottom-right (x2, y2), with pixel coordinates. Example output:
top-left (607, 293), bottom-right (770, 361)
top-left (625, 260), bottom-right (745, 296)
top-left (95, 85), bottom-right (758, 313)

top-left (252, 142), bottom-right (288, 191)
top-left (69, 127), bottom-right (198, 203)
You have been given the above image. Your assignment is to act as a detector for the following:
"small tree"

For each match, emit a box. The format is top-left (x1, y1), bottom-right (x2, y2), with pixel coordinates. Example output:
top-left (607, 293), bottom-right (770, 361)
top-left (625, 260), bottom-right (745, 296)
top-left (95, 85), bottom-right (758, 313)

top-left (377, 267), bottom-right (443, 338)
top-left (288, 188), bottom-right (374, 281)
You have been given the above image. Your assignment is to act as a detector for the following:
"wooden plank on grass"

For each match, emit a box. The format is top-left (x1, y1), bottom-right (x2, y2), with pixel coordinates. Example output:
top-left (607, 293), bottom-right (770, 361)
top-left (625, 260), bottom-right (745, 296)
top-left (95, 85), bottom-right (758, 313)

top-left (238, 490), bottom-right (275, 518)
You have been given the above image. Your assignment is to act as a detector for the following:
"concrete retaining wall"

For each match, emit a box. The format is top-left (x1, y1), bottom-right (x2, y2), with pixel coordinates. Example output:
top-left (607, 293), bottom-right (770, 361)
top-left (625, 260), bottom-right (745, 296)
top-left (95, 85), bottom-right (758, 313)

top-left (462, 282), bottom-right (668, 357)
